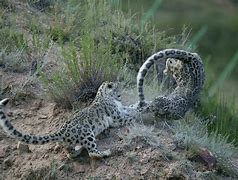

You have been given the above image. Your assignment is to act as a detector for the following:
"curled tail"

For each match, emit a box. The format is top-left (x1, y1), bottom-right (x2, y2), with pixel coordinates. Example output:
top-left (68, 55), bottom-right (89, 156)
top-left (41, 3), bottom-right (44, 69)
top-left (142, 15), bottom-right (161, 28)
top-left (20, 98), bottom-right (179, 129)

top-left (0, 98), bottom-right (62, 145)
top-left (137, 49), bottom-right (204, 107)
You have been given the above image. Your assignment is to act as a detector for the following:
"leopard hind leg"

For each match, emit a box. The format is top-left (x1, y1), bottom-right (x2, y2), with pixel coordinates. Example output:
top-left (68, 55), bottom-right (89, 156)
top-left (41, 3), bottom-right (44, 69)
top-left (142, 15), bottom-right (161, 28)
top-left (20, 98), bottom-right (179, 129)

top-left (81, 130), bottom-right (111, 159)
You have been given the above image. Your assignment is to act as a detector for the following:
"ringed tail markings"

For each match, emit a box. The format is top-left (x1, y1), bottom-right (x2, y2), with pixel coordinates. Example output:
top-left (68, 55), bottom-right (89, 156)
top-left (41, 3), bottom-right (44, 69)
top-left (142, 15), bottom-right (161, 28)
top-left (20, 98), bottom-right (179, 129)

top-left (136, 49), bottom-right (203, 106)
top-left (0, 98), bottom-right (62, 145)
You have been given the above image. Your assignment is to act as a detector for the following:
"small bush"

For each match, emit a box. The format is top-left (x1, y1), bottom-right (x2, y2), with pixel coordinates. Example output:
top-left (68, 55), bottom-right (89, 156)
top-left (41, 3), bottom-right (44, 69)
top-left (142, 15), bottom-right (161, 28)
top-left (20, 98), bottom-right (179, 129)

top-left (26, 15), bottom-right (44, 35)
top-left (40, 40), bottom-right (120, 108)
top-left (0, 50), bottom-right (29, 73)
top-left (40, 0), bottom-right (179, 108)
top-left (27, 0), bottom-right (55, 11)
top-left (48, 26), bottom-right (70, 43)
top-left (0, 0), bottom-right (14, 11)
top-left (46, 1), bottom-right (81, 43)
top-left (0, 28), bottom-right (28, 53)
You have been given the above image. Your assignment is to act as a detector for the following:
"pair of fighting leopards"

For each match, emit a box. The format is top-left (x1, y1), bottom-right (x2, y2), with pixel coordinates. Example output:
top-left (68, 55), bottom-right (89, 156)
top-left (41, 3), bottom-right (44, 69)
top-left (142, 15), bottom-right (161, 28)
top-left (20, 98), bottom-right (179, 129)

top-left (0, 48), bottom-right (204, 159)
top-left (136, 48), bottom-right (205, 119)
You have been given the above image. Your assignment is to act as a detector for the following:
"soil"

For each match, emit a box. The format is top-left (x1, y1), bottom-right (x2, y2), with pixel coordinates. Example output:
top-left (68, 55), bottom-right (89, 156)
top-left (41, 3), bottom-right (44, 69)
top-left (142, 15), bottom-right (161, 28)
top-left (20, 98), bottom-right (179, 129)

top-left (0, 1), bottom-right (238, 179)
top-left (1, 67), bottom-right (237, 180)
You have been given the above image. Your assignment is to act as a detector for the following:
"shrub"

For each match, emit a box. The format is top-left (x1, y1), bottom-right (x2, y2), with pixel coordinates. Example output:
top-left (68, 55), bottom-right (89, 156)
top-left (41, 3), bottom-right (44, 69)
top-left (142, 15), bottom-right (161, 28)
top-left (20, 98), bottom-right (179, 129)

top-left (40, 40), bottom-right (121, 108)
top-left (0, 28), bottom-right (28, 53)
top-left (40, 0), bottom-right (178, 108)
top-left (0, 50), bottom-right (29, 73)
top-left (27, 0), bottom-right (55, 11)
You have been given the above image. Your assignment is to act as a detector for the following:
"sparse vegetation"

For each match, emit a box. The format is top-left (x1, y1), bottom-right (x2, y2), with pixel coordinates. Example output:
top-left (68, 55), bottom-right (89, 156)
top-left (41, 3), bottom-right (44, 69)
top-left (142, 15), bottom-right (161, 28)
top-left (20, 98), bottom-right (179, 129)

top-left (200, 89), bottom-right (238, 146)
top-left (38, 0), bottom-right (181, 108)
top-left (27, 0), bottom-right (55, 11)
top-left (173, 115), bottom-right (238, 177)
top-left (198, 51), bottom-right (238, 145)
top-left (0, 29), bottom-right (28, 54)
top-left (118, 123), bottom-right (160, 147)
top-left (0, 0), bottom-right (238, 179)
top-left (47, 159), bottom-right (58, 180)
top-left (0, 50), bottom-right (29, 73)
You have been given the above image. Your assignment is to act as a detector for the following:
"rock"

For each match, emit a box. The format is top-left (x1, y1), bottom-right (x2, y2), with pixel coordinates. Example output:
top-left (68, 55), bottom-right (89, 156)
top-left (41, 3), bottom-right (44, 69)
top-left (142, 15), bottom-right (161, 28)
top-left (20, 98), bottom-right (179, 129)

top-left (3, 157), bottom-right (14, 170)
top-left (31, 100), bottom-right (43, 111)
top-left (17, 142), bottom-right (31, 153)
top-left (0, 146), bottom-right (7, 158)
top-left (58, 162), bottom-right (72, 173)
top-left (164, 160), bottom-right (197, 179)
top-left (53, 144), bottom-right (62, 153)
top-left (39, 115), bottom-right (48, 119)
top-left (58, 164), bottom-right (65, 171)
top-left (6, 111), bottom-right (14, 117)
top-left (20, 166), bottom-right (49, 180)
top-left (40, 154), bottom-right (49, 159)
top-left (31, 154), bottom-right (38, 160)
top-left (0, 132), bottom-right (8, 141)
top-left (73, 162), bottom-right (85, 173)
top-left (197, 147), bottom-right (217, 170)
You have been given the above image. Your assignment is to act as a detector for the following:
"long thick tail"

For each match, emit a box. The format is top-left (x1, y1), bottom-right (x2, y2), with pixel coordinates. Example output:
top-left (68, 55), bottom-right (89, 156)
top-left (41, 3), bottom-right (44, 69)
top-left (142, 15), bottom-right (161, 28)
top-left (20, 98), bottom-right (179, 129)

top-left (137, 49), bottom-right (203, 107)
top-left (0, 98), bottom-right (62, 145)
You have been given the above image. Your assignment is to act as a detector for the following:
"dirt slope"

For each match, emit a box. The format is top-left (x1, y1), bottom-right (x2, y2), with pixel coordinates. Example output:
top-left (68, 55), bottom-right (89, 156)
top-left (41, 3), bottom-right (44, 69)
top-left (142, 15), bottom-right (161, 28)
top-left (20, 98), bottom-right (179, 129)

top-left (0, 68), bottom-right (237, 179)
top-left (0, 1), bottom-right (238, 179)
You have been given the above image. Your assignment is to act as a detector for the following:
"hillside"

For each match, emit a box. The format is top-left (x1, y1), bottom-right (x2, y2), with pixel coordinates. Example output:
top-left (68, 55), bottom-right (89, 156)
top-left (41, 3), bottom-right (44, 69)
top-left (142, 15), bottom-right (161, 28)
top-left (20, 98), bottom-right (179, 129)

top-left (0, 0), bottom-right (238, 179)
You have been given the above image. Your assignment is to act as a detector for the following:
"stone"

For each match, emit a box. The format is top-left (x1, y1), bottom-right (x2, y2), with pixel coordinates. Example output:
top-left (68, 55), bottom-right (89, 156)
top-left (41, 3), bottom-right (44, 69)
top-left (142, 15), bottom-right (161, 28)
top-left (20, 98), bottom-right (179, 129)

top-left (17, 142), bottom-right (31, 153)
top-left (53, 144), bottom-right (61, 153)
top-left (3, 157), bottom-right (14, 170)
top-left (58, 164), bottom-right (65, 171)
top-left (0, 146), bottom-right (7, 158)
top-left (39, 115), bottom-right (48, 119)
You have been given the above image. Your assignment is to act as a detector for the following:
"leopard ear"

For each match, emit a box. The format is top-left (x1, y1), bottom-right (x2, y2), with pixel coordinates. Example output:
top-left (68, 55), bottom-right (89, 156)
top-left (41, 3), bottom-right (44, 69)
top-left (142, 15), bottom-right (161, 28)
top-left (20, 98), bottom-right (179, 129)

top-left (0, 98), bottom-right (9, 106)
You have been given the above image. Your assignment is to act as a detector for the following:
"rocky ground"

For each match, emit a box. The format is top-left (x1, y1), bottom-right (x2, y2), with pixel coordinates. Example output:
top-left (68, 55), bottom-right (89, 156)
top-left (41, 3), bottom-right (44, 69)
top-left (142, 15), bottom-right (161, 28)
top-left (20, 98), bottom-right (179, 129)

top-left (0, 1), bottom-right (238, 179)
top-left (1, 68), bottom-right (237, 180)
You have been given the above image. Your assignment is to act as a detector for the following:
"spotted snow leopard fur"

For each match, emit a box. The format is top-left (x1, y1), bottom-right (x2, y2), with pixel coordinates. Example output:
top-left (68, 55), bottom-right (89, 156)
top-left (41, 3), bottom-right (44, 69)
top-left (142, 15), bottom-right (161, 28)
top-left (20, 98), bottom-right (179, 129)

top-left (137, 49), bottom-right (205, 119)
top-left (0, 82), bottom-right (138, 159)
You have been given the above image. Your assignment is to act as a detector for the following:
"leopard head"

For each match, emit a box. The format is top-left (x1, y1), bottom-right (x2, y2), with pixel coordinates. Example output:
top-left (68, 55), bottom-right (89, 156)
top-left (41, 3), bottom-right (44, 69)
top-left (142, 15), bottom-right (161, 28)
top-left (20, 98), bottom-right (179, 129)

top-left (96, 81), bottom-right (121, 101)
top-left (163, 58), bottom-right (183, 75)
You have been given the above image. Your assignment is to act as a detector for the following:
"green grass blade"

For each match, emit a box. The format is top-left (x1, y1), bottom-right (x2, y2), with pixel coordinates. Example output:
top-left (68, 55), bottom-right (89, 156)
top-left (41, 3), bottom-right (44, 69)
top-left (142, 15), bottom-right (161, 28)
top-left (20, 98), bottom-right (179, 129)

top-left (188, 26), bottom-right (208, 50)
top-left (209, 50), bottom-right (238, 97)
top-left (141, 0), bottom-right (163, 31)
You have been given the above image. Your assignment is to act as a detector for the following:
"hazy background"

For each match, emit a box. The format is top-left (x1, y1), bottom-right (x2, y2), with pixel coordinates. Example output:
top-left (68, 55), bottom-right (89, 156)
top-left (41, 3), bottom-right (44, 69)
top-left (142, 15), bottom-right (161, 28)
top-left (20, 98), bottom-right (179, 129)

top-left (121, 0), bottom-right (238, 99)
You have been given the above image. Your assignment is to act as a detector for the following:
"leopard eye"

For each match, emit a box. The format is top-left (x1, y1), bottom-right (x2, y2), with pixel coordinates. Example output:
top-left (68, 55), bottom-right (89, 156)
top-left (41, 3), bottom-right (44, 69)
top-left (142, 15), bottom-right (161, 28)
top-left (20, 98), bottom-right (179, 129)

top-left (107, 83), bottom-right (113, 89)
